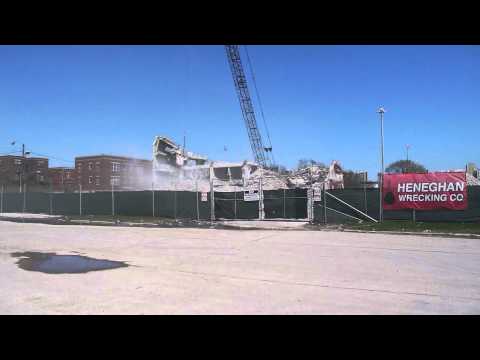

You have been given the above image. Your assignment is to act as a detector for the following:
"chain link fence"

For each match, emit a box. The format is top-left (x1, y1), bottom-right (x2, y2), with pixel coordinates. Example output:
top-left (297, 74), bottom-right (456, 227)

top-left (1, 183), bottom-right (479, 223)
top-left (313, 187), bottom-right (480, 223)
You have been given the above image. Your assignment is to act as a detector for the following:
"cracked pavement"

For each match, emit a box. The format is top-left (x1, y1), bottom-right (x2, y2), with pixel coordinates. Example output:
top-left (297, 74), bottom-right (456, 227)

top-left (1, 221), bottom-right (479, 314)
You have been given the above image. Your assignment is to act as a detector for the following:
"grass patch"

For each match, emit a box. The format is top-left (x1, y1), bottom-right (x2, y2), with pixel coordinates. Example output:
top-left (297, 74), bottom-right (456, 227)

top-left (345, 220), bottom-right (480, 234)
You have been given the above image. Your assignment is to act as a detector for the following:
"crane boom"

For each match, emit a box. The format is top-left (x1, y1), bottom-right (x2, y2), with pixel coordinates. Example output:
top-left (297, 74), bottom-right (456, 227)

top-left (225, 45), bottom-right (270, 167)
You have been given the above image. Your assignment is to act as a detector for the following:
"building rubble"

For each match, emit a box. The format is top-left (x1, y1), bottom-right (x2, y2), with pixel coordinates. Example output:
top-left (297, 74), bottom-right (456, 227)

top-left (152, 135), bottom-right (345, 192)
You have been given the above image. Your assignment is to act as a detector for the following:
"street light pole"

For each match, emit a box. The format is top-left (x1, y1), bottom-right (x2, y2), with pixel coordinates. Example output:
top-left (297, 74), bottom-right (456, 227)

top-left (377, 107), bottom-right (386, 222)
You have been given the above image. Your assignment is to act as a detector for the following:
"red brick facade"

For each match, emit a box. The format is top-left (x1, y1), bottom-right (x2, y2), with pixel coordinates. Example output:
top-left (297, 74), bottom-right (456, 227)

top-left (1, 154), bottom-right (152, 193)
top-left (48, 167), bottom-right (77, 192)
top-left (75, 155), bottom-right (152, 192)
top-left (0, 155), bottom-right (49, 192)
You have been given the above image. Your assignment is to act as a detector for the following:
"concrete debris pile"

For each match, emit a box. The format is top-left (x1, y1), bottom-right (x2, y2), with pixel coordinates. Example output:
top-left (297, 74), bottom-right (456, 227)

top-left (286, 166), bottom-right (329, 188)
top-left (213, 161), bottom-right (345, 192)
top-left (240, 167), bottom-right (288, 191)
top-left (152, 135), bottom-right (345, 192)
top-left (287, 160), bottom-right (344, 190)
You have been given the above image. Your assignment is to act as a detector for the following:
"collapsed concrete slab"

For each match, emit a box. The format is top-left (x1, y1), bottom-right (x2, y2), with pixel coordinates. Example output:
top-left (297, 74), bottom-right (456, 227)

top-left (152, 135), bottom-right (344, 192)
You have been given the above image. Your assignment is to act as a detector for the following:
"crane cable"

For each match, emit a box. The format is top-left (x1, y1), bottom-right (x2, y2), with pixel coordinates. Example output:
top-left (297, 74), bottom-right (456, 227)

top-left (243, 45), bottom-right (276, 167)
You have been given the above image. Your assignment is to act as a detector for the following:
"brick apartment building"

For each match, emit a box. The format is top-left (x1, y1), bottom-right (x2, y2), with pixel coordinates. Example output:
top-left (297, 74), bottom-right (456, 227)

top-left (75, 154), bottom-right (152, 192)
top-left (0, 155), bottom-right (49, 192)
top-left (48, 167), bottom-right (77, 192)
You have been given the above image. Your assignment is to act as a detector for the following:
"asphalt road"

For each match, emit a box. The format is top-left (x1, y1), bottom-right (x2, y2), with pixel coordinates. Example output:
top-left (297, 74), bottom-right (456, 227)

top-left (1, 221), bottom-right (479, 314)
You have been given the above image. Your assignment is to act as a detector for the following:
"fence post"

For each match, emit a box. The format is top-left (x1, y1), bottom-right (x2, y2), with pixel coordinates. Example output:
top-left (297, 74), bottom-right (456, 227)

top-left (174, 185), bottom-right (177, 220)
top-left (210, 166), bottom-right (215, 221)
top-left (234, 190), bottom-right (237, 219)
top-left (152, 182), bottom-right (155, 218)
top-left (308, 188), bottom-right (314, 223)
top-left (111, 182), bottom-right (115, 217)
top-left (49, 183), bottom-right (52, 215)
top-left (23, 183), bottom-right (26, 213)
top-left (312, 189), bottom-right (315, 222)
top-left (378, 172), bottom-right (383, 222)
top-left (307, 165), bottom-right (314, 223)
top-left (79, 184), bottom-right (82, 216)
top-left (258, 170), bottom-right (264, 220)
top-left (364, 172), bottom-right (368, 214)
top-left (195, 180), bottom-right (200, 221)
top-left (323, 183), bottom-right (327, 225)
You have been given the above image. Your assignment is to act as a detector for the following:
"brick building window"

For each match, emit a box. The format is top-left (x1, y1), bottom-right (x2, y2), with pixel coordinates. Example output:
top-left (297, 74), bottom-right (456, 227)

top-left (14, 159), bottom-right (22, 165)
top-left (95, 176), bottom-right (100, 185)
top-left (77, 163), bottom-right (82, 172)
top-left (110, 176), bottom-right (120, 186)
top-left (96, 162), bottom-right (101, 169)
top-left (112, 162), bottom-right (121, 172)
top-left (88, 162), bottom-right (93, 170)
top-left (89, 176), bottom-right (93, 184)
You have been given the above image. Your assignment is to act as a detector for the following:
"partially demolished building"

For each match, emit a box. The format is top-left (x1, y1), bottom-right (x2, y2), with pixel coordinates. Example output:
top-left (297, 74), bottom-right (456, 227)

top-left (152, 135), bottom-right (344, 192)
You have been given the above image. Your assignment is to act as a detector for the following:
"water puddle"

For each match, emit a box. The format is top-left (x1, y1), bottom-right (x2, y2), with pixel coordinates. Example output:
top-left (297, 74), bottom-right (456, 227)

top-left (11, 252), bottom-right (129, 274)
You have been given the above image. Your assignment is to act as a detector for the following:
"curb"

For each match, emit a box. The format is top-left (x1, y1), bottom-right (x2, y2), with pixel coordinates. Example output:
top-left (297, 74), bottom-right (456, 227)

top-left (0, 216), bottom-right (220, 230)
top-left (341, 228), bottom-right (480, 240)
top-left (219, 224), bottom-right (309, 231)
top-left (1, 216), bottom-right (478, 238)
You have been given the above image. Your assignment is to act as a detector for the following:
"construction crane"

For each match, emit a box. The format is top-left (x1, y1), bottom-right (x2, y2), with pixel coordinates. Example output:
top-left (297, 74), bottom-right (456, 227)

top-left (225, 45), bottom-right (273, 168)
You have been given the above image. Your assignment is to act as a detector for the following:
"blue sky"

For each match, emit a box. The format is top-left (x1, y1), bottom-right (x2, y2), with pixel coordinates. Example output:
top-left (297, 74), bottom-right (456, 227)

top-left (0, 45), bottom-right (478, 179)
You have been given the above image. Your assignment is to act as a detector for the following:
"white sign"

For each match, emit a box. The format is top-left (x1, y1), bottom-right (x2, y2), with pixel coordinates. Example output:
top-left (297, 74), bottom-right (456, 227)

top-left (244, 190), bottom-right (260, 201)
top-left (201, 192), bottom-right (208, 202)
top-left (308, 188), bottom-right (322, 201)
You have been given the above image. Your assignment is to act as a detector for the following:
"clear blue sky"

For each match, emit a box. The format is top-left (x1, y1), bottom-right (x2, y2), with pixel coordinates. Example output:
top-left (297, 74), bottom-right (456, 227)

top-left (0, 45), bottom-right (478, 179)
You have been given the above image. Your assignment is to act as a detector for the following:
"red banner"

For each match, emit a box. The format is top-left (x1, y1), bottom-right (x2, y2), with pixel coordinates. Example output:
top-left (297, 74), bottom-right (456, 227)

top-left (382, 172), bottom-right (467, 210)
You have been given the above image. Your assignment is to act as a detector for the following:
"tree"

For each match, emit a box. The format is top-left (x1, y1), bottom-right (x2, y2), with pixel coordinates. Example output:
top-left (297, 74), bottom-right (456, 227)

top-left (267, 164), bottom-right (290, 175)
top-left (296, 159), bottom-right (326, 170)
top-left (343, 170), bottom-right (367, 188)
top-left (386, 160), bottom-right (427, 174)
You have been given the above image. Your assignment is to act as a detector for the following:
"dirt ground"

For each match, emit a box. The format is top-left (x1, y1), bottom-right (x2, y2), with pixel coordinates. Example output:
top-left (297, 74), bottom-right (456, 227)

top-left (1, 221), bottom-right (479, 314)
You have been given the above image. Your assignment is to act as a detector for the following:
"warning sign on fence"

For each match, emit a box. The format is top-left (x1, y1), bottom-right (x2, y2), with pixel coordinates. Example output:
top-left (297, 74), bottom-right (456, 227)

top-left (308, 188), bottom-right (322, 201)
top-left (201, 192), bottom-right (208, 202)
top-left (244, 190), bottom-right (260, 201)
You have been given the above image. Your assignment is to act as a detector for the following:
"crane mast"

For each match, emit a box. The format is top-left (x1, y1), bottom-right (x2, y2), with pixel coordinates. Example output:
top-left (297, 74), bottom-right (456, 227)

top-left (225, 45), bottom-right (271, 167)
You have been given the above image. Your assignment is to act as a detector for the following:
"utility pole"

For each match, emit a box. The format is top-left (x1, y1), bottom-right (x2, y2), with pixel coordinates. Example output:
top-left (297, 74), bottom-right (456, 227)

top-left (377, 107), bottom-right (386, 222)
